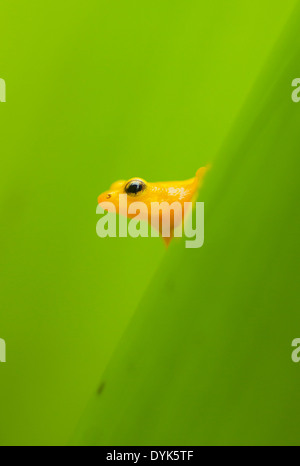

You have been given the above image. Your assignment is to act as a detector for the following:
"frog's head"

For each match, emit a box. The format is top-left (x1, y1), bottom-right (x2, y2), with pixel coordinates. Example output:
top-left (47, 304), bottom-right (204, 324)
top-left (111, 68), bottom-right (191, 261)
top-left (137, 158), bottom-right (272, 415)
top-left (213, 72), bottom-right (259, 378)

top-left (98, 177), bottom-right (148, 213)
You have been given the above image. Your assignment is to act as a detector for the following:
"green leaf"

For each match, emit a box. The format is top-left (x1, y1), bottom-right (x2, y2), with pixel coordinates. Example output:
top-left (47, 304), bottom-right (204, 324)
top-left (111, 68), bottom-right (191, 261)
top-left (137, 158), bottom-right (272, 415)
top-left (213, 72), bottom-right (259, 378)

top-left (73, 9), bottom-right (300, 446)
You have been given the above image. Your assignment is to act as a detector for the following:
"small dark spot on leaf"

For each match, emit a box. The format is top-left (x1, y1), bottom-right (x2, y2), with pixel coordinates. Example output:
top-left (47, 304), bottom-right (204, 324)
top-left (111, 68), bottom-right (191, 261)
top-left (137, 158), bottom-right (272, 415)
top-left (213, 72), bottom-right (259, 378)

top-left (97, 381), bottom-right (105, 395)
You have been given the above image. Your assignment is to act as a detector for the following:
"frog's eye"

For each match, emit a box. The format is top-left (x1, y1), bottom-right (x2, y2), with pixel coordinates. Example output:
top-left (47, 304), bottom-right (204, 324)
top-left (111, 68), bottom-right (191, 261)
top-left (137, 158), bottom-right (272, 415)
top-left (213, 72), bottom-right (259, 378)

top-left (125, 179), bottom-right (146, 196)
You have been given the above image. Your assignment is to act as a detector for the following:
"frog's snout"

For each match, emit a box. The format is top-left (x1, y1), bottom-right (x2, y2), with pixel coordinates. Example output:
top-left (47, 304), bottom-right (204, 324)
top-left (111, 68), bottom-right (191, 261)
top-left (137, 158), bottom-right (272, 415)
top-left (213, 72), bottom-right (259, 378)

top-left (98, 191), bottom-right (112, 204)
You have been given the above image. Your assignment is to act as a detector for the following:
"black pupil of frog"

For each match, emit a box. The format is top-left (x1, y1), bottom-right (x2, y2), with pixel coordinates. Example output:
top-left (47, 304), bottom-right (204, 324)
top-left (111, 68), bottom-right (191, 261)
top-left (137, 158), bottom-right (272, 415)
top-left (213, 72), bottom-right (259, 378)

top-left (125, 180), bottom-right (145, 195)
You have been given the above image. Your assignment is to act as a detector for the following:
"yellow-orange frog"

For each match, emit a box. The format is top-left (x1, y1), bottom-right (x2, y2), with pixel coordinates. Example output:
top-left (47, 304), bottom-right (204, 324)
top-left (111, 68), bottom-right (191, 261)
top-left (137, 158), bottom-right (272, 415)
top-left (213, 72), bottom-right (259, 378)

top-left (98, 167), bottom-right (208, 246)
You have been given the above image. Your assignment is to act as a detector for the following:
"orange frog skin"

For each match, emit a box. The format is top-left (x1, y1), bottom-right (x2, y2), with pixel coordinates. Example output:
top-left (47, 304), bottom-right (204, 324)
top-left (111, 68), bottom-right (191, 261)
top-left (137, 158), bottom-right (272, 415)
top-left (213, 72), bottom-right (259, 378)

top-left (98, 167), bottom-right (208, 246)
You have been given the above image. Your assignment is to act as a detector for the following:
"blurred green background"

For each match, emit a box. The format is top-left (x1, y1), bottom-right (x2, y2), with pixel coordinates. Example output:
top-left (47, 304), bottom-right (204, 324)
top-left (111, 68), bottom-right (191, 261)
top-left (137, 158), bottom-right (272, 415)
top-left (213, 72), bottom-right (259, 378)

top-left (0, 0), bottom-right (300, 446)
